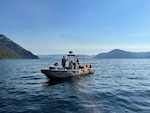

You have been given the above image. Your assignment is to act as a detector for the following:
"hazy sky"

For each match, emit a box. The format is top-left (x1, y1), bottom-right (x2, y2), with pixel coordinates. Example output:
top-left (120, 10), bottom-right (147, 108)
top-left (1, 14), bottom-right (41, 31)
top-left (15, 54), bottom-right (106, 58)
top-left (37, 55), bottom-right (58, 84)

top-left (1, 0), bottom-right (150, 55)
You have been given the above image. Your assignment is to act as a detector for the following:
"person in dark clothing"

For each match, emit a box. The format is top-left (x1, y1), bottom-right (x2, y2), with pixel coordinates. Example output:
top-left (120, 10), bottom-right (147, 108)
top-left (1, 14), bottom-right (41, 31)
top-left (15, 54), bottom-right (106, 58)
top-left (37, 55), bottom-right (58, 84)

top-left (62, 56), bottom-right (67, 69)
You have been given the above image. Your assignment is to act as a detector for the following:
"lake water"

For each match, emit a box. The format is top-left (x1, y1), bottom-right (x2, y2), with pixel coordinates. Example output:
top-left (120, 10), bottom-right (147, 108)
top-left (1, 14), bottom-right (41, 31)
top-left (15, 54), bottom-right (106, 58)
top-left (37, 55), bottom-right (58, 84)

top-left (0, 59), bottom-right (150, 113)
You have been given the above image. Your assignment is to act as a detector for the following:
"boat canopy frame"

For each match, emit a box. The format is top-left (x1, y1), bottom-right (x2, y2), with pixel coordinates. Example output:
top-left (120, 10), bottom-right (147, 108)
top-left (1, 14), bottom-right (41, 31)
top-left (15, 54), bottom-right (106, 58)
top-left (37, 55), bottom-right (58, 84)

top-left (67, 53), bottom-right (85, 67)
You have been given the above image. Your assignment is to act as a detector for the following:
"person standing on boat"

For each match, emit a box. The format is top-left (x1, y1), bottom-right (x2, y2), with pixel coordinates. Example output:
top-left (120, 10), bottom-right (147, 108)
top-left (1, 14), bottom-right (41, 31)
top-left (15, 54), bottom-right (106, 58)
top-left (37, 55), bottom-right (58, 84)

top-left (69, 61), bottom-right (74, 69)
top-left (76, 58), bottom-right (79, 69)
top-left (62, 56), bottom-right (67, 69)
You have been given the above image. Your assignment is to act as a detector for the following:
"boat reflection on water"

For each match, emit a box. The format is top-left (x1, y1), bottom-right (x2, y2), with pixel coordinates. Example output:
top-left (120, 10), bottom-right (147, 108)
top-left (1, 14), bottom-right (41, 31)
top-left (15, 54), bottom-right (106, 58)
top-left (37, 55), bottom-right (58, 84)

top-left (43, 77), bottom-right (72, 86)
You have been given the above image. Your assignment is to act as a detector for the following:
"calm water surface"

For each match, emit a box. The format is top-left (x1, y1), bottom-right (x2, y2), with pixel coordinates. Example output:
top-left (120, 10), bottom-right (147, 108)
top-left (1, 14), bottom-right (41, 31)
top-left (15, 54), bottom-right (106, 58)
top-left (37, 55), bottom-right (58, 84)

top-left (0, 59), bottom-right (150, 113)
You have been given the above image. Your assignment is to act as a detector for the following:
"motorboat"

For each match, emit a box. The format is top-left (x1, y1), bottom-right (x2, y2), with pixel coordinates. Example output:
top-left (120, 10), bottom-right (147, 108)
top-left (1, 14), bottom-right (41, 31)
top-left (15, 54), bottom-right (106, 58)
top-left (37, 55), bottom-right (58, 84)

top-left (41, 51), bottom-right (94, 80)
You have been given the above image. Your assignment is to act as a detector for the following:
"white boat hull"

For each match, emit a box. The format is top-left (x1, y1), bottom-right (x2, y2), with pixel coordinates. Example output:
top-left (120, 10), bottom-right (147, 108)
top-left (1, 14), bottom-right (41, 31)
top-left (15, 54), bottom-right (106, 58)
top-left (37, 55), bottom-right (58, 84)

top-left (41, 68), bottom-right (94, 80)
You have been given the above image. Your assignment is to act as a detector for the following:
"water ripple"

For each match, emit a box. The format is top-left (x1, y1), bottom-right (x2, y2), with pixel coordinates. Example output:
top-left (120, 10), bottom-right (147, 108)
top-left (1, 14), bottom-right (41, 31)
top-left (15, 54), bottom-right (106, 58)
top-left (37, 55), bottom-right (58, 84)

top-left (1, 59), bottom-right (150, 113)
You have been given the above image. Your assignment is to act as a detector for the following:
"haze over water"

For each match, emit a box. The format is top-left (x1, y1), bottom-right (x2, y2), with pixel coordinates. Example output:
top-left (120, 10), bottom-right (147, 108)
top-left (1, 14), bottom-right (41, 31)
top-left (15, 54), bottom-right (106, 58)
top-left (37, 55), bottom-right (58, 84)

top-left (0, 59), bottom-right (150, 113)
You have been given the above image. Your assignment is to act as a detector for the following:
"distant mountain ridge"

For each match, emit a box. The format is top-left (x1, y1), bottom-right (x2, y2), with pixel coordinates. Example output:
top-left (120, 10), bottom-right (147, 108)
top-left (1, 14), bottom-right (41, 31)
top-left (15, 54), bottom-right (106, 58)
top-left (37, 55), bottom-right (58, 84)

top-left (0, 34), bottom-right (38, 59)
top-left (38, 54), bottom-right (95, 59)
top-left (94, 49), bottom-right (150, 58)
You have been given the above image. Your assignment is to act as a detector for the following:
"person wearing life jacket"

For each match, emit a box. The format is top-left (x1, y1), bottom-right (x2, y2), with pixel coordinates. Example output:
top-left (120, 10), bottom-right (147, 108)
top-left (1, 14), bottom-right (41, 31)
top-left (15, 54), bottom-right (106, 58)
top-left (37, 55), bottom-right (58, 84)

top-left (62, 56), bottom-right (67, 69)
top-left (84, 64), bottom-right (91, 68)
